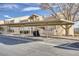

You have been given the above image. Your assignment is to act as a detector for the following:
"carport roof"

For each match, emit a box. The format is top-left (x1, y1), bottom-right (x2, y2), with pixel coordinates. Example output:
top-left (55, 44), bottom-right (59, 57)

top-left (0, 19), bottom-right (74, 27)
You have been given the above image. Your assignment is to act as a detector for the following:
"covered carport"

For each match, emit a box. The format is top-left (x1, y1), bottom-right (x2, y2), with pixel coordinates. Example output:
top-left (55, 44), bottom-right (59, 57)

top-left (0, 19), bottom-right (74, 37)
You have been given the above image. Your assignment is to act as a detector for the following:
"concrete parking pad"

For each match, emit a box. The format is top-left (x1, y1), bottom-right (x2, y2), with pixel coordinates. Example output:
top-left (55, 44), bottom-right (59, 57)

top-left (0, 35), bottom-right (79, 56)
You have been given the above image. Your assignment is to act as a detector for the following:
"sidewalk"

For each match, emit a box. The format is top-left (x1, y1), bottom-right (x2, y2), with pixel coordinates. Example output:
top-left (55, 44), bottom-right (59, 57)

top-left (48, 35), bottom-right (79, 41)
top-left (0, 34), bottom-right (45, 41)
top-left (1, 34), bottom-right (79, 41)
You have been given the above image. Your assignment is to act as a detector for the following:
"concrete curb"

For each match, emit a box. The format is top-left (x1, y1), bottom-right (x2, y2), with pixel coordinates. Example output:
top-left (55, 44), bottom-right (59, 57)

top-left (1, 34), bottom-right (79, 41)
top-left (0, 34), bottom-right (44, 41)
top-left (48, 36), bottom-right (79, 41)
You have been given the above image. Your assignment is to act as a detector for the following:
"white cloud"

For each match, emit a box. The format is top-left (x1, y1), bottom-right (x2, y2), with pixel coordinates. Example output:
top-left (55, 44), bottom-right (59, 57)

top-left (2, 4), bottom-right (19, 9)
top-left (22, 7), bottom-right (40, 11)
top-left (3, 15), bottom-right (12, 18)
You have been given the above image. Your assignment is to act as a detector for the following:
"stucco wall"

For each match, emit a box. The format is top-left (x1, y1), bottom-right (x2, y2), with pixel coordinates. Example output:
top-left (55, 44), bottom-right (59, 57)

top-left (56, 25), bottom-right (74, 36)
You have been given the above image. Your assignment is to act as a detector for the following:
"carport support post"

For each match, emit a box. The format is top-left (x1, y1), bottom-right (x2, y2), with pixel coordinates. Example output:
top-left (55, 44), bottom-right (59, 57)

top-left (30, 27), bottom-right (31, 36)
top-left (19, 26), bottom-right (21, 36)
top-left (30, 27), bottom-right (33, 36)
top-left (46, 26), bottom-right (49, 39)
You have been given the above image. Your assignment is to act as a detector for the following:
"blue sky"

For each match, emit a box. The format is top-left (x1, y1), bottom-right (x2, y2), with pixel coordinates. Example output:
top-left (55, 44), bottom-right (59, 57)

top-left (0, 3), bottom-right (50, 20)
top-left (0, 3), bottom-right (78, 27)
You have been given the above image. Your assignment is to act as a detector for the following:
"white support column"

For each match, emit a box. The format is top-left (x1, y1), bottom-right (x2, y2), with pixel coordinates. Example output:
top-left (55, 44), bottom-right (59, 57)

top-left (46, 26), bottom-right (48, 39)
top-left (3, 26), bottom-right (8, 34)
top-left (30, 27), bottom-right (33, 36)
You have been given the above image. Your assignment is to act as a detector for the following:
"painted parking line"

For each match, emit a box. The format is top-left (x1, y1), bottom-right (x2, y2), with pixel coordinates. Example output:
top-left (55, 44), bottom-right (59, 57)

top-left (38, 42), bottom-right (57, 46)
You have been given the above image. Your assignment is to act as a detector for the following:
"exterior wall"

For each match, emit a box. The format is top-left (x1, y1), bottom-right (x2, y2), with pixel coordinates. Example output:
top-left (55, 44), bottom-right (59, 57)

top-left (55, 26), bottom-right (65, 36)
top-left (55, 25), bottom-right (74, 36)
top-left (68, 26), bottom-right (74, 36)
top-left (43, 25), bottom-right (74, 36)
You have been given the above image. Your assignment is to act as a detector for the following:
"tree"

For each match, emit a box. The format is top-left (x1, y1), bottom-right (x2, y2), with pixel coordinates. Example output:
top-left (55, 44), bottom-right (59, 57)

top-left (40, 3), bottom-right (79, 36)
top-left (28, 14), bottom-right (39, 22)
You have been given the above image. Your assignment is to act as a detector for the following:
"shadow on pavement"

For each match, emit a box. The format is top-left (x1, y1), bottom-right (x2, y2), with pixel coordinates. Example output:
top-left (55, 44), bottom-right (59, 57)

top-left (0, 35), bottom-right (43, 45)
top-left (54, 42), bottom-right (79, 51)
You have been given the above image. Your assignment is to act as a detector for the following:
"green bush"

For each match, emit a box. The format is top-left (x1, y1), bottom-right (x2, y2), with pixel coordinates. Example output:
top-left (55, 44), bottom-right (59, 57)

top-left (20, 31), bottom-right (23, 34)
top-left (24, 31), bottom-right (30, 34)
top-left (20, 30), bottom-right (30, 34)
top-left (7, 29), bottom-right (14, 32)
top-left (0, 27), bottom-right (4, 31)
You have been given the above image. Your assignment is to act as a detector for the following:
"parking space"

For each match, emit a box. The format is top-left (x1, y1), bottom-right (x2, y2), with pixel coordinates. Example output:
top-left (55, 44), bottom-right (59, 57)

top-left (0, 35), bottom-right (79, 56)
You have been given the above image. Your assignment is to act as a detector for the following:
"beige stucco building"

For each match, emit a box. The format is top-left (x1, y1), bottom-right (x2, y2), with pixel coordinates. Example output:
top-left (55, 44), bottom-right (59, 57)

top-left (0, 14), bottom-right (74, 36)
